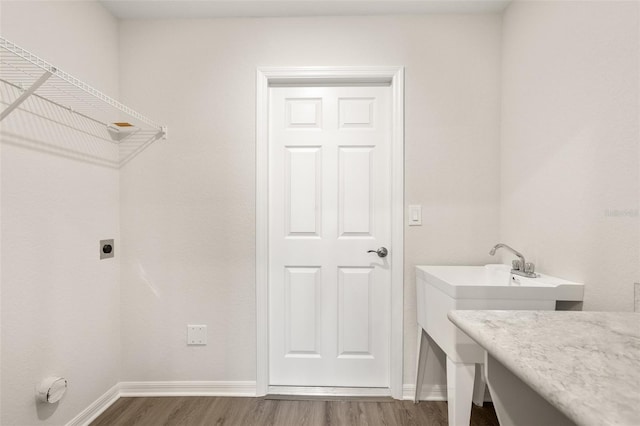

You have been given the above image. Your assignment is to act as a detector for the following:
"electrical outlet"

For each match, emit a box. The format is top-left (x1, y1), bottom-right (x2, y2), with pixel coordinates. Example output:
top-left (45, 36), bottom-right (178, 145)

top-left (100, 239), bottom-right (114, 259)
top-left (187, 325), bottom-right (207, 345)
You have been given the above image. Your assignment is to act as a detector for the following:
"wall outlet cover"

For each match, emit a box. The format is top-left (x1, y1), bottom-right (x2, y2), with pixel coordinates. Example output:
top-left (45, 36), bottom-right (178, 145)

top-left (187, 325), bottom-right (207, 345)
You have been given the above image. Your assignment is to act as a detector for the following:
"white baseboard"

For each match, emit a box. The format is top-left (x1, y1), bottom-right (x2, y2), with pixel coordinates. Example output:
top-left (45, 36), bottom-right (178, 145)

top-left (65, 380), bottom-right (257, 426)
top-left (119, 381), bottom-right (257, 397)
top-left (402, 384), bottom-right (447, 401)
top-left (66, 383), bottom-right (120, 426)
top-left (401, 384), bottom-right (493, 403)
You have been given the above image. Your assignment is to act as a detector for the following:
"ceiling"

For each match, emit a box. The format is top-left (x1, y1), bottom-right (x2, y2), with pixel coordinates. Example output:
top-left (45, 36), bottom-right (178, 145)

top-left (100, 0), bottom-right (511, 20)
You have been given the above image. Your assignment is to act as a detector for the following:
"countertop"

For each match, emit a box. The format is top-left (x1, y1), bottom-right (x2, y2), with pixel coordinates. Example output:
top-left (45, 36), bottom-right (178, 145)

top-left (448, 310), bottom-right (640, 426)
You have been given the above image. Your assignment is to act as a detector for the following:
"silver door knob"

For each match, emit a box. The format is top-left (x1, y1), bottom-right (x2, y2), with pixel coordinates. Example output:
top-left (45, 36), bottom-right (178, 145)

top-left (367, 247), bottom-right (388, 258)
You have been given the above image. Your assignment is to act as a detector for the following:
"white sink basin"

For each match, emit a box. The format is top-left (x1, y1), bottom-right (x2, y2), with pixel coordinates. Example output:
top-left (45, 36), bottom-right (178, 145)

top-left (414, 264), bottom-right (584, 426)
top-left (417, 264), bottom-right (584, 300)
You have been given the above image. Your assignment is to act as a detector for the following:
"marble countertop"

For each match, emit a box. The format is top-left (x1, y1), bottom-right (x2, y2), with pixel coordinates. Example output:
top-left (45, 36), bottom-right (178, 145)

top-left (448, 310), bottom-right (640, 426)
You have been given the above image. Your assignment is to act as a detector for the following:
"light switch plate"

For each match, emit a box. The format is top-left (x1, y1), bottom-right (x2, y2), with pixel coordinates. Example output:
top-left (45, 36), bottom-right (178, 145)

top-left (187, 325), bottom-right (207, 345)
top-left (408, 205), bottom-right (422, 226)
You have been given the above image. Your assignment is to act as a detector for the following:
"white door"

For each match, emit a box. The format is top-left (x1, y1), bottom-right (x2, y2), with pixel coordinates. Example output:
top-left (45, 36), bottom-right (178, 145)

top-left (268, 85), bottom-right (392, 388)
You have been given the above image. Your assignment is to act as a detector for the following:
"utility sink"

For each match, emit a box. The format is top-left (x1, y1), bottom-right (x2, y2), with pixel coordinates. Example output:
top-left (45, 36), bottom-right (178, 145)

top-left (413, 264), bottom-right (583, 426)
top-left (420, 264), bottom-right (584, 300)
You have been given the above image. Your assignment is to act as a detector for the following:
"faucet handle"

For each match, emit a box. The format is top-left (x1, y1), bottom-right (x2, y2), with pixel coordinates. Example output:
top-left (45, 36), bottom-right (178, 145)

top-left (512, 259), bottom-right (522, 271)
top-left (524, 262), bottom-right (535, 274)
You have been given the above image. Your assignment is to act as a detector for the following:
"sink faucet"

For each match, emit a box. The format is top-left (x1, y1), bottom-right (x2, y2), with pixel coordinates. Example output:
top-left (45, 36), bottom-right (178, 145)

top-left (489, 243), bottom-right (536, 278)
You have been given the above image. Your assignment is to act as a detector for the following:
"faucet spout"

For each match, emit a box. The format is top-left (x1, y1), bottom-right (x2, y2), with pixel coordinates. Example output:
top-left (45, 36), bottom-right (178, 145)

top-left (489, 243), bottom-right (524, 261)
top-left (489, 243), bottom-right (536, 278)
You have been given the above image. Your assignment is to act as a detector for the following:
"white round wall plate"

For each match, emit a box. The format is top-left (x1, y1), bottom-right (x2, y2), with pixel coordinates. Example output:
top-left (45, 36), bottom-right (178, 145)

top-left (36, 377), bottom-right (67, 403)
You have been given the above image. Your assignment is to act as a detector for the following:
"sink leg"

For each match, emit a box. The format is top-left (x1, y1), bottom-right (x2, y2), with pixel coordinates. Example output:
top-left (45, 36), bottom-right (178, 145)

top-left (414, 328), bottom-right (429, 403)
top-left (446, 357), bottom-right (475, 426)
top-left (472, 363), bottom-right (487, 406)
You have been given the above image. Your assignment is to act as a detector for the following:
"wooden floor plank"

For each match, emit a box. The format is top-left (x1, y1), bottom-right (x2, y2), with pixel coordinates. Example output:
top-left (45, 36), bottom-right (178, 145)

top-left (412, 400), bottom-right (448, 426)
top-left (90, 397), bottom-right (136, 426)
top-left (246, 399), bottom-right (279, 426)
top-left (91, 396), bottom-right (499, 426)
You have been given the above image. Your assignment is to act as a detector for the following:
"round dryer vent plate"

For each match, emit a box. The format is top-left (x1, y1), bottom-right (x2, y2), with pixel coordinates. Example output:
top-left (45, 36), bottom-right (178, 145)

top-left (36, 377), bottom-right (67, 403)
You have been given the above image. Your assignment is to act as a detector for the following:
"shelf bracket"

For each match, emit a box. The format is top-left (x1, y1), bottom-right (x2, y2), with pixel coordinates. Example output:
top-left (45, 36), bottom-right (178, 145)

top-left (0, 70), bottom-right (53, 122)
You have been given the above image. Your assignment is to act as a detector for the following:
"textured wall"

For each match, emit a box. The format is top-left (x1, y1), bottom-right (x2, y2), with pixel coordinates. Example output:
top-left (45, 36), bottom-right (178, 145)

top-left (500, 0), bottom-right (639, 311)
top-left (118, 15), bottom-right (502, 387)
top-left (0, 1), bottom-right (121, 424)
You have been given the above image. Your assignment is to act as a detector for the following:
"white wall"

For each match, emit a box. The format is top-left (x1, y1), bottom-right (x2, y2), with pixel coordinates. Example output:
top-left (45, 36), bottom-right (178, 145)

top-left (500, 0), bottom-right (639, 311)
top-left (0, 1), bottom-right (121, 424)
top-left (118, 15), bottom-right (502, 387)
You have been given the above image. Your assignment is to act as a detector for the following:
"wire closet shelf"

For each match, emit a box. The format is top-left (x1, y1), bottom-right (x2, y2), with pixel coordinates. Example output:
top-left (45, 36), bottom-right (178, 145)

top-left (0, 36), bottom-right (167, 168)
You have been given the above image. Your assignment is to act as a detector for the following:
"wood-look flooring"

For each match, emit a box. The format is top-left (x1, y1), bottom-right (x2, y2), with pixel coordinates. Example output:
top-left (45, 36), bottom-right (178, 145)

top-left (91, 396), bottom-right (499, 426)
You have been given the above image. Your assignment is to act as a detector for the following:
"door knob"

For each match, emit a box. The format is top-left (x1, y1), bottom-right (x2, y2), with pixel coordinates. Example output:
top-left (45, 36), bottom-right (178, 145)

top-left (367, 247), bottom-right (388, 258)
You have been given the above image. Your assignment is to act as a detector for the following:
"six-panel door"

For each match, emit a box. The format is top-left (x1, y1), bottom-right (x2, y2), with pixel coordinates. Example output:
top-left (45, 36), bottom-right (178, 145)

top-left (269, 85), bottom-right (392, 387)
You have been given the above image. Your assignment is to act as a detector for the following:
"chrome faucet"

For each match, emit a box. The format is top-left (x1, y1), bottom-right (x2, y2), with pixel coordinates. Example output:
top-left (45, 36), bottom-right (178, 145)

top-left (489, 243), bottom-right (536, 278)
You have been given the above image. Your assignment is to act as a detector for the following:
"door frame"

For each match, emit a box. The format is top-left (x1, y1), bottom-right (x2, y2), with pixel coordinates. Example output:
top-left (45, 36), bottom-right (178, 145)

top-left (256, 66), bottom-right (404, 399)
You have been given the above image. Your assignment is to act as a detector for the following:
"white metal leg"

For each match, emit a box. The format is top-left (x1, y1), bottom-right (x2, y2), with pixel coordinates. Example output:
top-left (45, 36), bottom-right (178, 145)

top-left (414, 327), bottom-right (429, 403)
top-left (472, 363), bottom-right (486, 406)
top-left (446, 357), bottom-right (475, 426)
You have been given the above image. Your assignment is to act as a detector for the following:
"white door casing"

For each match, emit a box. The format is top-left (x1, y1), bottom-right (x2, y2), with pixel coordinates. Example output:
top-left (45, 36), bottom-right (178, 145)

top-left (269, 86), bottom-right (391, 387)
top-left (256, 67), bottom-right (404, 398)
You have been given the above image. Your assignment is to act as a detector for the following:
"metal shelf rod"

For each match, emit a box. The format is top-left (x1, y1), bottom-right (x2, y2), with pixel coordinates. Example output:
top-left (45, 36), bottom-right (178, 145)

top-left (0, 78), bottom-right (111, 129)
